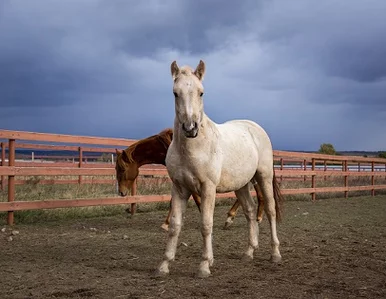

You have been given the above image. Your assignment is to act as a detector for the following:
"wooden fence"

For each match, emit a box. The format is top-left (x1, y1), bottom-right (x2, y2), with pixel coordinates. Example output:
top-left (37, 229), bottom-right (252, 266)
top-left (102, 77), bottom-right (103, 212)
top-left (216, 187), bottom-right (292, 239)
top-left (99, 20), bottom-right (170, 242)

top-left (1, 129), bottom-right (386, 225)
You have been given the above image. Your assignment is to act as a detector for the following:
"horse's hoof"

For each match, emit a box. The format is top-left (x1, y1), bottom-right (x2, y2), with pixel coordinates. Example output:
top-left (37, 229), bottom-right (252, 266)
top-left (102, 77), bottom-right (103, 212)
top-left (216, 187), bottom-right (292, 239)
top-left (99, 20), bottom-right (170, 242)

top-left (152, 268), bottom-right (169, 278)
top-left (223, 219), bottom-right (233, 230)
top-left (208, 258), bottom-right (214, 267)
top-left (270, 254), bottom-right (282, 263)
top-left (242, 253), bottom-right (254, 262)
top-left (196, 269), bottom-right (211, 278)
top-left (160, 223), bottom-right (169, 232)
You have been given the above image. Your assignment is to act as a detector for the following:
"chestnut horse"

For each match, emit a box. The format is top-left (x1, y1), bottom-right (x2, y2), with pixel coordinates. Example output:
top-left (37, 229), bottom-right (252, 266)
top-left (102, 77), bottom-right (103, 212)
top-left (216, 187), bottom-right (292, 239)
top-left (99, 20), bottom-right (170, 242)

top-left (154, 60), bottom-right (283, 278)
top-left (115, 128), bottom-right (265, 231)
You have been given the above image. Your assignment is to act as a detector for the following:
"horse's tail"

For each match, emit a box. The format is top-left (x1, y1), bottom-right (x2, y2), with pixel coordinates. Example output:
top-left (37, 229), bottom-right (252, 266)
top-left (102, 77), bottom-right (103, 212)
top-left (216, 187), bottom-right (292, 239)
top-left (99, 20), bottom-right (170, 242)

top-left (272, 171), bottom-right (284, 223)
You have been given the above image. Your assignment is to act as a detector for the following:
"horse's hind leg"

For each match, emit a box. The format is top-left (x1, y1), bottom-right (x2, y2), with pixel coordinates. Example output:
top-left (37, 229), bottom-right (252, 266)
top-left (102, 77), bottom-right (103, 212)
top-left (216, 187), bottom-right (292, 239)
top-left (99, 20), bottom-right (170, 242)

top-left (162, 193), bottom-right (202, 232)
top-left (252, 182), bottom-right (264, 223)
top-left (224, 182), bottom-right (265, 229)
top-left (234, 184), bottom-right (259, 260)
top-left (192, 193), bottom-right (202, 212)
top-left (224, 199), bottom-right (241, 229)
top-left (161, 197), bottom-right (173, 231)
top-left (255, 172), bottom-right (282, 263)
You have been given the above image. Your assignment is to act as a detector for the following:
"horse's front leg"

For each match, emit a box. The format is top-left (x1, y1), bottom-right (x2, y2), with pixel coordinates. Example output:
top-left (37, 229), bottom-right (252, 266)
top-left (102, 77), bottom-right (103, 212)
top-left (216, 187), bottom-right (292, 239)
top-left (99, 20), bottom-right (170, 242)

top-left (235, 184), bottom-right (259, 260)
top-left (154, 185), bottom-right (190, 277)
top-left (197, 183), bottom-right (216, 278)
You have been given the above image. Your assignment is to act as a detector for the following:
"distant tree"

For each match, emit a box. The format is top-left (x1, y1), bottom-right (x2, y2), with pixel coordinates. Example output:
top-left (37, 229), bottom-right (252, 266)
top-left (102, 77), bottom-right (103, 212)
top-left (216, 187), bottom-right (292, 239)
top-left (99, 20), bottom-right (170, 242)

top-left (318, 143), bottom-right (337, 155)
top-left (378, 151), bottom-right (386, 159)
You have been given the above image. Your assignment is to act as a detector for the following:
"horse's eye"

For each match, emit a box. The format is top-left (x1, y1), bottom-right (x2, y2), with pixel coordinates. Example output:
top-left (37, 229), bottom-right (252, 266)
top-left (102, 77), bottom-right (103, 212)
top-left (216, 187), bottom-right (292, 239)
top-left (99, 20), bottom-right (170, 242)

top-left (200, 92), bottom-right (204, 97)
top-left (173, 92), bottom-right (178, 98)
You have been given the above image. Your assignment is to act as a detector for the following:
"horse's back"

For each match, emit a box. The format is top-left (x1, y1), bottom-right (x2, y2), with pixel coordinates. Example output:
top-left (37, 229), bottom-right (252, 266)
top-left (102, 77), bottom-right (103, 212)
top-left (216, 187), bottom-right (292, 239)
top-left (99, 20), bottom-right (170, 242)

top-left (218, 119), bottom-right (274, 170)
top-left (218, 119), bottom-right (272, 152)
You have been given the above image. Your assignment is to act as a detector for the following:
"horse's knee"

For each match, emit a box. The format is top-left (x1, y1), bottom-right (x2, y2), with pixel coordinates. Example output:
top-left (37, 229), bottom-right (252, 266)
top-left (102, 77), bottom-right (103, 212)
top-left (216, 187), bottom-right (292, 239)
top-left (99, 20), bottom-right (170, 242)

top-left (201, 223), bottom-right (213, 236)
top-left (168, 219), bottom-right (182, 236)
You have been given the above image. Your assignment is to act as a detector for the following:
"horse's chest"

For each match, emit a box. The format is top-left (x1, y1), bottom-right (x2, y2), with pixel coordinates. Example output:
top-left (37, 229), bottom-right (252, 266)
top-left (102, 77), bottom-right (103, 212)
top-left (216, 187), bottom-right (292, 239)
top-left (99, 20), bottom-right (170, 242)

top-left (167, 152), bottom-right (219, 193)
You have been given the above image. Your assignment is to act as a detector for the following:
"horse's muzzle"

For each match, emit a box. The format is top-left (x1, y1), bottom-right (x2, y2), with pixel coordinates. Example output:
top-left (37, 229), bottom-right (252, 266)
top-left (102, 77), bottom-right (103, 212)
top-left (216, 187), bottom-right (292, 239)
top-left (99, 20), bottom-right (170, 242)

top-left (182, 122), bottom-right (198, 138)
top-left (119, 191), bottom-right (128, 197)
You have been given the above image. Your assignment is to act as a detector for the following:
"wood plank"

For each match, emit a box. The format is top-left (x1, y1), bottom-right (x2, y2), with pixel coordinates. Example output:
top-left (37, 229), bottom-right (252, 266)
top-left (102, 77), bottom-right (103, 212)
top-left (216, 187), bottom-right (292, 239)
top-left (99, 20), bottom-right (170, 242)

top-left (0, 195), bottom-right (173, 211)
top-left (274, 150), bottom-right (386, 164)
top-left (0, 129), bottom-right (136, 147)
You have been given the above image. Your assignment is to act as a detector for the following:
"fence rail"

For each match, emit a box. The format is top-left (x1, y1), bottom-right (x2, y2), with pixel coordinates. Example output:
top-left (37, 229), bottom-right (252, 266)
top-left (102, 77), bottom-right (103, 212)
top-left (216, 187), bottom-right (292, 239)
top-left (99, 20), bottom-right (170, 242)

top-left (1, 129), bottom-right (386, 225)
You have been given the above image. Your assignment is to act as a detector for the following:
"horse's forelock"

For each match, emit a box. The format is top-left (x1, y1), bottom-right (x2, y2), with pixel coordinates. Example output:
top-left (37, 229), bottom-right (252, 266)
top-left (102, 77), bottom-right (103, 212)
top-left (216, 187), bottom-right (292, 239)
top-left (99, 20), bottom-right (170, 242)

top-left (116, 154), bottom-right (126, 171)
top-left (174, 66), bottom-right (194, 82)
top-left (180, 66), bottom-right (194, 75)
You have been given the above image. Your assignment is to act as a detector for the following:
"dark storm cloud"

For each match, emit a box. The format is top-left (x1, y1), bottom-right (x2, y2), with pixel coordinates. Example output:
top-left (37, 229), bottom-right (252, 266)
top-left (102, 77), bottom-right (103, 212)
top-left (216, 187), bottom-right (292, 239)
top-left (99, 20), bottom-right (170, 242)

top-left (247, 0), bottom-right (386, 107)
top-left (0, 0), bottom-right (385, 151)
top-left (0, 0), bottom-right (257, 108)
top-left (116, 0), bottom-right (259, 56)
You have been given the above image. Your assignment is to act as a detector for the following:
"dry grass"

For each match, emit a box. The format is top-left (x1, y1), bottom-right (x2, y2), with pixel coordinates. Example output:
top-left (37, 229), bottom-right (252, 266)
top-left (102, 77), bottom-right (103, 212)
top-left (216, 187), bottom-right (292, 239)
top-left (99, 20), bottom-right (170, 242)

top-left (1, 174), bottom-right (385, 224)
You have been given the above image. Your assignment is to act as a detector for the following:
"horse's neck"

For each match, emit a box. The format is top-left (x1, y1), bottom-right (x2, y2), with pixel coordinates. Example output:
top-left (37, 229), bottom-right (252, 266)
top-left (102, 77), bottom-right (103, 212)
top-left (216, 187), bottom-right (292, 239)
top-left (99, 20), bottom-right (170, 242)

top-left (132, 139), bottom-right (169, 167)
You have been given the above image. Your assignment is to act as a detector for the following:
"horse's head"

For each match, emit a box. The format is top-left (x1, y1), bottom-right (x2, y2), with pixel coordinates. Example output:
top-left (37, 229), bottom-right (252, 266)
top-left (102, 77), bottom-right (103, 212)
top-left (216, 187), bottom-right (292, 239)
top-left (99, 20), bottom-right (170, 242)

top-left (115, 149), bottom-right (139, 196)
top-left (171, 60), bottom-right (206, 138)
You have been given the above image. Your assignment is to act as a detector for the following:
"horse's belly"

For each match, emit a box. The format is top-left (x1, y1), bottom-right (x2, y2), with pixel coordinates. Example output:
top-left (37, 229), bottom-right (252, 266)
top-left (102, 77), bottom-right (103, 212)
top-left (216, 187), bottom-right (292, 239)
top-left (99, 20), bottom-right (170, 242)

top-left (216, 134), bottom-right (259, 192)
top-left (216, 162), bottom-right (257, 193)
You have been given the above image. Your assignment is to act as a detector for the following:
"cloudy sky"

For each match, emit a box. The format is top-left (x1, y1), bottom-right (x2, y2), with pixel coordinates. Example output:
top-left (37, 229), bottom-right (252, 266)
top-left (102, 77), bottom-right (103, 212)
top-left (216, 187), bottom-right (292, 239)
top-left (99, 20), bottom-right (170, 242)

top-left (1, 0), bottom-right (385, 151)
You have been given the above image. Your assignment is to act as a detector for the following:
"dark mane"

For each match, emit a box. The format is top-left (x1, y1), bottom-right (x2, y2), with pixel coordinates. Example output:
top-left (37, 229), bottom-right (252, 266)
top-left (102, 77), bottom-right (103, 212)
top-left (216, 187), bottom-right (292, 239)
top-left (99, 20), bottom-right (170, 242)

top-left (157, 128), bottom-right (173, 150)
top-left (122, 128), bottom-right (173, 164)
top-left (116, 151), bottom-right (128, 170)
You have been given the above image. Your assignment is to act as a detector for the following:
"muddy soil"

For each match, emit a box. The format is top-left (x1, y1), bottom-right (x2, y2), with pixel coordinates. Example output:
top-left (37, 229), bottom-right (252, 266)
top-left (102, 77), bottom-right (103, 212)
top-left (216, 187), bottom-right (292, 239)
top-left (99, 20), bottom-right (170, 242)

top-left (1, 196), bottom-right (386, 299)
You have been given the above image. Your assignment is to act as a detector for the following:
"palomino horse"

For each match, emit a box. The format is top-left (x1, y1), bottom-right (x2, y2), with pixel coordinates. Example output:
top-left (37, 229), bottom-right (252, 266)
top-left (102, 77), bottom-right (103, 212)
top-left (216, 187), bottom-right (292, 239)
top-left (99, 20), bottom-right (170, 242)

top-left (115, 128), bottom-right (265, 230)
top-left (155, 60), bottom-right (283, 278)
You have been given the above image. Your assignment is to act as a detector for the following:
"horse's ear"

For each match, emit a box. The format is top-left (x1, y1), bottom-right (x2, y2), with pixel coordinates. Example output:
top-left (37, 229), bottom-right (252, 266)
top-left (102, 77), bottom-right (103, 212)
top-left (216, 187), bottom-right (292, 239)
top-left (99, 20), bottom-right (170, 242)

top-left (116, 149), bottom-right (122, 155)
top-left (194, 60), bottom-right (205, 81)
top-left (121, 150), bottom-right (130, 163)
top-left (171, 61), bottom-right (180, 80)
top-left (166, 128), bottom-right (173, 142)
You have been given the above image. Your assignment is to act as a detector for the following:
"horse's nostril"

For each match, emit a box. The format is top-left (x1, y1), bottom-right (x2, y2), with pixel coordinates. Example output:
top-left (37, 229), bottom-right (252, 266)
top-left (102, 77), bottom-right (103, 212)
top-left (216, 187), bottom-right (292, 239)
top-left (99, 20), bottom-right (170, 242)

top-left (182, 122), bottom-right (198, 132)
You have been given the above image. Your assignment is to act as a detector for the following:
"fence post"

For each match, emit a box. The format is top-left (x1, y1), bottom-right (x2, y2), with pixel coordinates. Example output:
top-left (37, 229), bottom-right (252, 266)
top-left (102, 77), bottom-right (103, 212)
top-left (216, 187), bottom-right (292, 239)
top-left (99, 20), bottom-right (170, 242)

top-left (78, 147), bottom-right (83, 184)
top-left (280, 158), bottom-right (283, 182)
top-left (130, 178), bottom-right (137, 216)
top-left (344, 160), bottom-right (348, 198)
top-left (324, 159), bottom-right (327, 181)
top-left (311, 158), bottom-right (316, 201)
top-left (8, 139), bottom-right (16, 225)
top-left (1, 142), bottom-right (5, 191)
top-left (303, 159), bottom-right (307, 182)
top-left (371, 161), bottom-right (375, 196)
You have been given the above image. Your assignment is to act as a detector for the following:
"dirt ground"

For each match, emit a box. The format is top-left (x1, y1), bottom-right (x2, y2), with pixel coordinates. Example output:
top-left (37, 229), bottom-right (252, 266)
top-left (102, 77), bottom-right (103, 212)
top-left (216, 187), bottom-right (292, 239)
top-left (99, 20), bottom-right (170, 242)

top-left (1, 195), bottom-right (386, 299)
